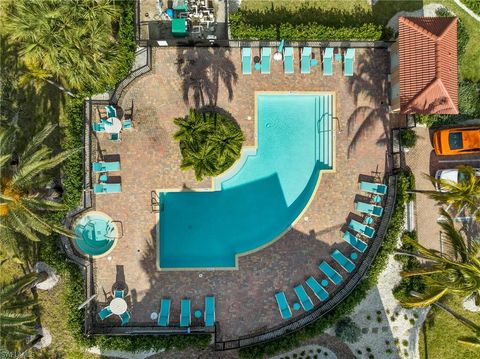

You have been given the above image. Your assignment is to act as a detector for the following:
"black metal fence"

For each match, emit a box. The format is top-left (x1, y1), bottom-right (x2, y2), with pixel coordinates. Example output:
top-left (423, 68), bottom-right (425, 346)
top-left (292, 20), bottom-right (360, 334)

top-left (214, 175), bottom-right (398, 350)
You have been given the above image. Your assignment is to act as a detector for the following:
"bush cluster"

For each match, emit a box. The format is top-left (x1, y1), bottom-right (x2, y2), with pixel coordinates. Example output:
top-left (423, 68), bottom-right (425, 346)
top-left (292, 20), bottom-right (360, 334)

top-left (400, 129), bottom-right (417, 149)
top-left (239, 171), bottom-right (415, 358)
top-left (229, 15), bottom-right (385, 41)
top-left (174, 109), bottom-right (244, 181)
top-left (335, 317), bottom-right (362, 343)
top-left (392, 232), bottom-right (426, 302)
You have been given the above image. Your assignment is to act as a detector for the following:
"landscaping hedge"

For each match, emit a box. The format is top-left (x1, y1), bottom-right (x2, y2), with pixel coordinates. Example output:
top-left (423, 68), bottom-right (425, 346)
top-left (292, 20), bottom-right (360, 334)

top-left (229, 11), bottom-right (387, 41)
top-left (239, 171), bottom-right (414, 358)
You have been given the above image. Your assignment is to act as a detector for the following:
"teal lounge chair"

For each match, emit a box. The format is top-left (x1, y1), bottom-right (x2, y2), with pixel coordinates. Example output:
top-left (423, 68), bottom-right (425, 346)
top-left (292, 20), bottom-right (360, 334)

top-left (349, 219), bottom-right (375, 238)
top-left (323, 48), bottom-right (333, 76)
top-left (158, 298), bottom-right (171, 327)
top-left (92, 122), bottom-right (105, 132)
top-left (122, 119), bottom-right (133, 129)
top-left (120, 311), bottom-right (130, 326)
top-left (204, 296), bottom-right (215, 327)
top-left (284, 47), bottom-right (294, 74)
top-left (92, 161), bottom-right (121, 172)
top-left (242, 48), bottom-right (252, 75)
top-left (359, 181), bottom-right (387, 195)
top-left (180, 299), bottom-right (191, 327)
top-left (344, 48), bottom-right (355, 76)
top-left (274, 291), bottom-right (292, 320)
top-left (98, 306), bottom-right (113, 320)
top-left (283, 47), bottom-right (294, 74)
top-left (261, 47), bottom-right (271, 74)
top-left (301, 47), bottom-right (312, 74)
top-left (305, 276), bottom-right (329, 301)
top-left (355, 201), bottom-right (383, 217)
top-left (114, 290), bottom-right (124, 298)
top-left (94, 183), bottom-right (122, 194)
top-left (293, 284), bottom-right (314, 311)
top-left (331, 249), bottom-right (356, 273)
top-left (105, 105), bottom-right (117, 118)
top-left (342, 231), bottom-right (367, 252)
top-left (319, 261), bottom-right (342, 285)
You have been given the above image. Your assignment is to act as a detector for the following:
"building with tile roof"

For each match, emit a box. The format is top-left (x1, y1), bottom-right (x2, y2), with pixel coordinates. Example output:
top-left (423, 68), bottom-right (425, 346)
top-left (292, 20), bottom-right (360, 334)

top-left (389, 16), bottom-right (458, 115)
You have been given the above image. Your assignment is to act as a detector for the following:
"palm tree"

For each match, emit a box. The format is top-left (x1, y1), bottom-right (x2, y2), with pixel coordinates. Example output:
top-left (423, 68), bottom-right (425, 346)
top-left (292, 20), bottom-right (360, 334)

top-left (180, 142), bottom-right (218, 181)
top-left (173, 109), bottom-right (209, 146)
top-left (210, 120), bottom-right (244, 167)
top-left (2, 0), bottom-right (121, 92)
top-left (398, 209), bottom-right (480, 308)
top-left (0, 272), bottom-right (40, 350)
top-left (414, 166), bottom-right (480, 220)
top-left (0, 124), bottom-right (77, 261)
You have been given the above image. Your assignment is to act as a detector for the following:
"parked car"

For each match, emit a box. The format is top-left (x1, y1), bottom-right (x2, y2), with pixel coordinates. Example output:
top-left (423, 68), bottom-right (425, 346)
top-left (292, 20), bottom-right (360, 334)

top-left (433, 127), bottom-right (480, 155)
top-left (434, 168), bottom-right (480, 191)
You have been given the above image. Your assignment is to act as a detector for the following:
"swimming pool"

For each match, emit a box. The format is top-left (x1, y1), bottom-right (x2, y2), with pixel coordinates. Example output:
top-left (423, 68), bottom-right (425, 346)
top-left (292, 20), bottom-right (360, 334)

top-left (74, 211), bottom-right (118, 257)
top-left (159, 93), bottom-right (334, 269)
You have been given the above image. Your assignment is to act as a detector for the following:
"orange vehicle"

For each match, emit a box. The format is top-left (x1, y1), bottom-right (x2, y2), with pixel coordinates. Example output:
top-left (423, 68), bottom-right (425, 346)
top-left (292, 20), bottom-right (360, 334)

top-left (433, 127), bottom-right (480, 155)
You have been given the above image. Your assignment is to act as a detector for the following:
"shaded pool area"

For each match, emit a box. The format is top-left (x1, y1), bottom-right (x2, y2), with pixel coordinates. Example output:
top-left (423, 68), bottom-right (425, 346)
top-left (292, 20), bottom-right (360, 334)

top-left (159, 93), bottom-right (334, 269)
top-left (74, 211), bottom-right (118, 257)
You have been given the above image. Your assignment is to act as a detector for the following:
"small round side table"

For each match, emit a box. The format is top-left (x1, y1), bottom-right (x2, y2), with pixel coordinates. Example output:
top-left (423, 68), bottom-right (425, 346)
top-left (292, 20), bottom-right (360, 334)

top-left (194, 310), bottom-right (202, 319)
top-left (321, 279), bottom-right (329, 287)
top-left (373, 195), bottom-right (382, 203)
top-left (350, 252), bottom-right (358, 261)
top-left (293, 303), bottom-right (301, 311)
top-left (99, 174), bottom-right (108, 183)
top-left (364, 216), bottom-right (373, 225)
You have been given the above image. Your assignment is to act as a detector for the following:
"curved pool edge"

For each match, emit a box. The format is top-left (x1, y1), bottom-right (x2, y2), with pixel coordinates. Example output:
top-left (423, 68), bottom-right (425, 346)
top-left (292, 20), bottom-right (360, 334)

top-left (156, 91), bottom-right (336, 271)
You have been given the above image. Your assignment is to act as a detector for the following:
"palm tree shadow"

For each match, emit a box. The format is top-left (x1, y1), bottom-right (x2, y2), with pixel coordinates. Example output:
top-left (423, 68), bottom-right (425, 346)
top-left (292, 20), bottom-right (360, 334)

top-left (176, 47), bottom-right (238, 109)
top-left (346, 49), bottom-right (390, 159)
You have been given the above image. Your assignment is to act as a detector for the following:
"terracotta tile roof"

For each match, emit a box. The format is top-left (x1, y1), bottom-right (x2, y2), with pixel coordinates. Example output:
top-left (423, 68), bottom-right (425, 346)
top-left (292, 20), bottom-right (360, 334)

top-left (398, 16), bottom-right (458, 114)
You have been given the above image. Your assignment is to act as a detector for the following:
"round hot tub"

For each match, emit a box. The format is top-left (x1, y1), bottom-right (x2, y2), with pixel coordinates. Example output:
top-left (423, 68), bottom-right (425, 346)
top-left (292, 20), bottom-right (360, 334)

top-left (73, 211), bottom-right (118, 257)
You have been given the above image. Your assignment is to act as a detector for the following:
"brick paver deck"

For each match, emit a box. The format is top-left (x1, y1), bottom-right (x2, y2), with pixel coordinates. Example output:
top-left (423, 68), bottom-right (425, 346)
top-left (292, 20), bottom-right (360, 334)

top-left (90, 47), bottom-right (390, 341)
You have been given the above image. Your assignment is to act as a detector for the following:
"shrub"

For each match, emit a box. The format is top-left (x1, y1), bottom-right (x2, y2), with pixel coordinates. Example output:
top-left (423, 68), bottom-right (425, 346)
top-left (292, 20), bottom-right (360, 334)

top-left (239, 171), bottom-right (414, 358)
top-left (335, 317), bottom-right (362, 343)
top-left (174, 109), bottom-right (244, 181)
top-left (393, 231), bottom-right (426, 303)
top-left (409, 319), bottom-right (415, 325)
top-left (400, 129), bottom-right (417, 148)
top-left (377, 316), bottom-right (382, 323)
top-left (402, 340), bottom-right (409, 347)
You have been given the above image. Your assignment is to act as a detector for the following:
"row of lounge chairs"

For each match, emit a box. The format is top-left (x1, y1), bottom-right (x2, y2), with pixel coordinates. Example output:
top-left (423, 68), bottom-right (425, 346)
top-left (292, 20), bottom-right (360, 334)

top-left (157, 296), bottom-right (215, 327)
top-left (92, 160), bottom-right (122, 194)
top-left (275, 180), bottom-right (387, 320)
top-left (242, 47), bottom-right (355, 76)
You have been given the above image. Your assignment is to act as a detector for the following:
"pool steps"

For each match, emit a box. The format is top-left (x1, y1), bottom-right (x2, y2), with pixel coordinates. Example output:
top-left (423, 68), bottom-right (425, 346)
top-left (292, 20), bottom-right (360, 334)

top-left (316, 95), bottom-right (333, 169)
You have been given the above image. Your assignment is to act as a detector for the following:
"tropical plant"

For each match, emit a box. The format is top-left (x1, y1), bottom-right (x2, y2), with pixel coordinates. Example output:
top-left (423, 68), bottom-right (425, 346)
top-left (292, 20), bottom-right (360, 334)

top-left (174, 110), bottom-right (244, 181)
top-left (0, 271), bottom-right (39, 350)
top-left (414, 165), bottom-right (480, 220)
top-left (335, 317), bottom-right (361, 343)
top-left (399, 209), bottom-right (480, 308)
top-left (0, 124), bottom-right (77, 261)
top-left (1, 0), bottom-right (122, 92)
top-left (400, 128), bottom-right (417, 148)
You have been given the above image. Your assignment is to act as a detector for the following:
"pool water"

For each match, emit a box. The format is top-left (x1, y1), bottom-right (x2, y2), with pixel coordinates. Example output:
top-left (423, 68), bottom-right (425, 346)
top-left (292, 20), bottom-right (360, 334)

top-left (74, 211), bottom-right (117, 256)
top-left (159, 93), bottom-right (333, 268)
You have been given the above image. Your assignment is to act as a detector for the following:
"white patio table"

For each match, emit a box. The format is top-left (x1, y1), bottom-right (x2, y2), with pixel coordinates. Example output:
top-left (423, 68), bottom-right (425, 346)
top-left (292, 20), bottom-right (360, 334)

top-left (110, 297), bottom-right (127, 315)
top-left (104, 117), bottom-right (122, 134)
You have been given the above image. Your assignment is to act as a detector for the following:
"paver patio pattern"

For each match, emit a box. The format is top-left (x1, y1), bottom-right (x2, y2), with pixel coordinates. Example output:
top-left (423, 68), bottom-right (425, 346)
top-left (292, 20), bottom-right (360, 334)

top-left (90, 47), bottom-right (390, 341)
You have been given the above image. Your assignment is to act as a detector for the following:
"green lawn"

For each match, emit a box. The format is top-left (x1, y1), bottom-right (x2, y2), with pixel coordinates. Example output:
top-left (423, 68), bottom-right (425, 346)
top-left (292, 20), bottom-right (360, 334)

top-left (420, 297), bottom-right (480, 359)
